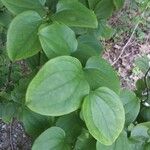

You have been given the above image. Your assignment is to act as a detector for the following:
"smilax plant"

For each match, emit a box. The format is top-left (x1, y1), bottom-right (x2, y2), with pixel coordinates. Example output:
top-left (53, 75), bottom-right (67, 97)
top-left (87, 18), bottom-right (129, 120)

top-left (0, 0), bottom-right (150, 150)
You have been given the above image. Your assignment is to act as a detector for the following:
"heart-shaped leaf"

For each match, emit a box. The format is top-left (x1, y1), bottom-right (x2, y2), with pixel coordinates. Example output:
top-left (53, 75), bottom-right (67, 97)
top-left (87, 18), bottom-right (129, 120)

top-left (84, 56), bottom-right (120, 94)
top-left (1, 0), bottom-right (46, 16)
top-left (113, 0), bottom-right (125, 9)
top-left (7, 11), bottom-right (42, 61)
top-left (82, 87), bottom-right (125, 145)
top-left (52, 0), bottom-right (98, 28)
top-left (32, 127), bottom-right (70, 150)
top-left (130, 122), bottom-right (150, 142)
top-left (97, 131), bottom-right (130, 150)
top-left (140, 107), bottom-right (150, 121)
top-left (94, 20), bottom-right (114, 40)
top-left (0, 10), bottom-right (12, 28)
top-left (94, 0), bottom-right (114, 20)
top-left (88, 0), bottom-right (101, 9)
top-left (39, 23), bottom-right (78, 59)
top-left (134, 55), bottom-right (150, 74)
top-left (74, 128), bottom-right (96, 150)
top-left (120, 89), bottom-right (140, 126)
top-left (56, 112), bottom-right (82, 144)
top-left (72, 34), bottom-right (103, 66)
top-left (26, 56), bottom-right (90, 116)
top-left (19, 108), bottom-right (52, 139)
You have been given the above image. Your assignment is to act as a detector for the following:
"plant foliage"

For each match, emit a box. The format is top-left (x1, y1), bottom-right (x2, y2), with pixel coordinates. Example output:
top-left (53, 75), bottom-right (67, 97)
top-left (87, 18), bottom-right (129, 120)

top-left (0, 0), bottom-right (150, 149)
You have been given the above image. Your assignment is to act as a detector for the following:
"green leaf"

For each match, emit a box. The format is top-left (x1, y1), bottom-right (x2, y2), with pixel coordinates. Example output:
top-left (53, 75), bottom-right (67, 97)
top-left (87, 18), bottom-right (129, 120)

top-left (0, 102), bottom-right (18, 123)
top-left (140, 107), bottom-right (150, 121)
top-left (96, 131), bottom-right (130, 150)
top-left (0, 10), bottom-right (12, 28)
top-left (11, 77), bottom-right (33, 104)
top-left (0, 0), bottom-right (3, 8)
top-left (52, 0), bottom-right (98, 28)
top-left (88, 0), bottom-right (101, 9)
top-left (45, 0), bottom-right (58, 12)
top-left (39, 23), bottom-right (78, 59)
top-left (128, 139), bottom-right (145, 150)
top-left (72, 34), bottom-right (103, 66)
top-left (1, 0), bottom-right (46, 16)
top-left (19, 108), bottom-right (52, 139)
top-left (39, 0), bottom-right (46, 5)
top-left (94, 20), bottom-right (114, 40)
top-left (56, 112), bottom-right (82, 144)
top-left (82, 87), bottom-right (125, 145)
top-left (74, 128), bottom-right (96, 150)
top-left (71, 26), bottom-right (88, 35)
top-left (130, 122), bottom-right (150, 142)
top-left (113, 0), bottom-right (125, 9)
top-left (120, 89), bottom-right (140, 126)
top-left (94, 0), bottom-right (114, 20)
top-left (134, 55), bottom-right (150, 74)
top-left (32, 127), bottom-right (70, 150)
top-left (145, 143), bottom-right (150, 150)
top-left (135, 78), bottom-right (146, 98)
top-left (26, 56), bottom-right (90, 116)
top-left (84, 56), bottom-right (120, 94)
top-left (79, 0), bottom-right (88, 7)
top-left (7, 11), bottom-right (42, 61)
top-left (98, 133), bottom-right (146, 150)
top-left (135, 77), bottom-right (150, 101)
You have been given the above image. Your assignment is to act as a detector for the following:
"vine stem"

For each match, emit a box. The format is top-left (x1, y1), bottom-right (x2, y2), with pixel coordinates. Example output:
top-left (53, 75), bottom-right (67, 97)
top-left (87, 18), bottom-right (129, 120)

top-left (7, 61), bottom-right (13, 83)
top-left (3, 61), bottom-right (13, 90)
top-left (38, 51), bottom-right (41, 67)
top-left (143, 67), bottom-right (150, 103)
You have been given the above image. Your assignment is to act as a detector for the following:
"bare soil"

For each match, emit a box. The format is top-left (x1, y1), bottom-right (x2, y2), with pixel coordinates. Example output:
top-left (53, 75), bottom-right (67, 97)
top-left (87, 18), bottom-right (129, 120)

top-left (0, 119), bottom-right (31, 150)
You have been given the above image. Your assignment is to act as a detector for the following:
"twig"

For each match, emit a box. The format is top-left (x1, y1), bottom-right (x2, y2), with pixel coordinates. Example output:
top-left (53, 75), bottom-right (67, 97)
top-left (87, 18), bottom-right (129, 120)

top-left (145, 32), bottom-right (150, 44)
top-left (112, 3), bottom-right (148, 66)
top-left (112, 22), bottom-right (139, 66)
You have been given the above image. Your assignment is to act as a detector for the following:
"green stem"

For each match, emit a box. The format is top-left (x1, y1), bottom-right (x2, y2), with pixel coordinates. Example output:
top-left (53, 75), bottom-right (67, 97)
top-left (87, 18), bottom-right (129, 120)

top-left (38, 51), bottom-right (41, 67)
top-left (144, 67), bottom-right (150, 102)
top-left (4, 61), bottom-right (13, 90)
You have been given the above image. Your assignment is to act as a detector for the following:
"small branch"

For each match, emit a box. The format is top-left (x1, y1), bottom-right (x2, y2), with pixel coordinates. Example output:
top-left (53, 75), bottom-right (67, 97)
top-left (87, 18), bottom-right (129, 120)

top-left (112, 22), bottom-right (139, 66)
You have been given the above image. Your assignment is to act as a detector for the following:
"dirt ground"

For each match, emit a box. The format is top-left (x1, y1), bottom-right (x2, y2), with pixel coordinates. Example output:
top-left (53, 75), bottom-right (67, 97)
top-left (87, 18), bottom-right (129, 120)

top-left (0, 119), bottom-right (31, 150)
top-left (103, 2), bottom-right (150, 89)
top-left (103, 31), bottom-right (150, 89)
